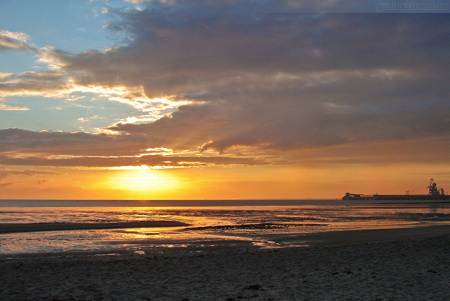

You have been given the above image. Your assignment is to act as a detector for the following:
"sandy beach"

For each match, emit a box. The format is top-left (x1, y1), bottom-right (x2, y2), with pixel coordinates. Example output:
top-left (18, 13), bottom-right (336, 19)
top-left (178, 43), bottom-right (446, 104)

top-left (1, 225), bottom-right (449, 301)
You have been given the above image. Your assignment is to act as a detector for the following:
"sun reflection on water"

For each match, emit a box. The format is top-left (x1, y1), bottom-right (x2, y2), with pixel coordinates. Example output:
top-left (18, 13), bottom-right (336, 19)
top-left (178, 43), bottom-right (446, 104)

top-left (0, 203), bottom-right (449, 255)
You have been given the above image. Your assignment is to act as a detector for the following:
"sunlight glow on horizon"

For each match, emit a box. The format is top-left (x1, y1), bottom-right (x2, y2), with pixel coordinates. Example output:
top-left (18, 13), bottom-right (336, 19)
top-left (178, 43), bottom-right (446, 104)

top-left (102, 169), bottom-right (187, 198)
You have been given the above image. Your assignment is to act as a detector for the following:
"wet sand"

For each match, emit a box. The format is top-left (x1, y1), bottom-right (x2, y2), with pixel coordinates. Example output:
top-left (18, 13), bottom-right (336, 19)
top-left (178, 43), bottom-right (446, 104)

top-left (1, 226), bottom-right (449, 300)
top-left (0, 220), bottom-right (188, 234)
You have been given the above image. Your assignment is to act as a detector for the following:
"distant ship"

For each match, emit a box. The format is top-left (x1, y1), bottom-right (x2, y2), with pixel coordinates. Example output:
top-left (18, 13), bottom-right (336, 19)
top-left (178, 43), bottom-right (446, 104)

top-left (342, 178), bottom-right (450, 201)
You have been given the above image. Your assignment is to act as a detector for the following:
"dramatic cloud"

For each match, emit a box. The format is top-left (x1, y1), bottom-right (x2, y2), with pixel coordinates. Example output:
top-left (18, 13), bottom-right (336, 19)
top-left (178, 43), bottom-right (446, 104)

top-left (49, 1), bottom-right (448, 152)
top-left (1, 1), bottom-right (449, 170)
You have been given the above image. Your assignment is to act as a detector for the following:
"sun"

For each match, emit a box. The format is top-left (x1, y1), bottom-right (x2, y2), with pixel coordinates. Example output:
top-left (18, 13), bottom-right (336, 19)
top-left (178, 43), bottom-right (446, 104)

top-left (105, 167), bottom-right (183, 198)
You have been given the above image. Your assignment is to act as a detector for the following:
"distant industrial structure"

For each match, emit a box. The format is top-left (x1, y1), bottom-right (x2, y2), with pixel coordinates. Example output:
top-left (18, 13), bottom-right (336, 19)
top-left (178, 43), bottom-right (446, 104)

top-left (342, 178), bottom-right (449, 201)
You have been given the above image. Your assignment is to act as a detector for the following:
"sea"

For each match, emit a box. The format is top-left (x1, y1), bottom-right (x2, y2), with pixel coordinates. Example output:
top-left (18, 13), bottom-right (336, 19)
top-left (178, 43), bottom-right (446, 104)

top-left (0, 199), bottom-right (449, 257)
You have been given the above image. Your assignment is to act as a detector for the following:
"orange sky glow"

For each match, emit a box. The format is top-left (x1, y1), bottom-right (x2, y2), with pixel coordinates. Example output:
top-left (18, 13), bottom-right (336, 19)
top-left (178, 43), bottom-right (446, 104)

top-left (1, 137), bottom-right (448, 200)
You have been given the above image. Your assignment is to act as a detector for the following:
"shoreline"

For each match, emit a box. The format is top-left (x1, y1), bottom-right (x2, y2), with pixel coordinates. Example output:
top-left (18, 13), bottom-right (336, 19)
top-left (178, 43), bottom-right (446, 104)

top-left (1, 228), bottom-right (448, 300)
top-left (1, 224), bottom-right (449, 259)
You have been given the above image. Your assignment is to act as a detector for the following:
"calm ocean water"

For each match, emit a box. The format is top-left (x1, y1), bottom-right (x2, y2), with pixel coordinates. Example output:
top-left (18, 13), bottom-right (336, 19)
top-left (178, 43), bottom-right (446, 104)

top-left (0, 200), bottom-right (449, 256)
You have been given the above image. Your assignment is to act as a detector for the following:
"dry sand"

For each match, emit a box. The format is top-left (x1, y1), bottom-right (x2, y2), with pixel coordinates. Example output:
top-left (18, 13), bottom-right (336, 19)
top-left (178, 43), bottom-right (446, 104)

top-left (1, 226), bottom-right (449, 301)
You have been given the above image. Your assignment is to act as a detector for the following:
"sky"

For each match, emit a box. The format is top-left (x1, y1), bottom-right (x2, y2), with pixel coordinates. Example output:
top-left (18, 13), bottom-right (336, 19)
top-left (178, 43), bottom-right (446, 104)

top-left (0, 0), bottom-right (449, 200)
